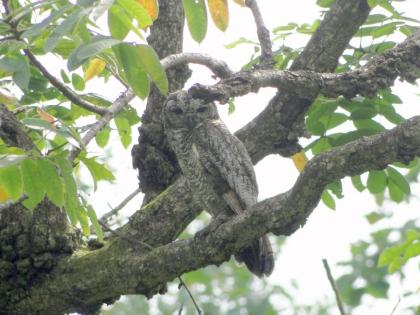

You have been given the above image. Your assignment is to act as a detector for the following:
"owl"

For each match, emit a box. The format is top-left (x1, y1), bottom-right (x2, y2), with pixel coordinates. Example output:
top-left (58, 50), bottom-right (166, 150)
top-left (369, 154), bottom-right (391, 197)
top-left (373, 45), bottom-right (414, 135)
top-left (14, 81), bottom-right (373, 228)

top-left (162, 91), bottom-right (274, 277)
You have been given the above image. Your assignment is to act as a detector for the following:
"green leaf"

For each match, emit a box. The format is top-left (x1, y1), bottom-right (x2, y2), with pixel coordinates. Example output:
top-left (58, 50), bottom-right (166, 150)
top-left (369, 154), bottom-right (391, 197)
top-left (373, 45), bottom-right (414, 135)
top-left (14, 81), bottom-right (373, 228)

top-left (353, 119), bottom-right (385, 132)
top-left (71, 73), bottom-right (85, 91)
top-left (316, 0), bottom-right (335, 7)
top-left (113, 43), bottom-right (150, 98)
top-left (350, 108), bottom-right (376, 120)
top-left (44, 8), bottom-right (90, 53)
top-left (387, 166), bottom-right (410, 195)
top-left (367, 170), bottom-right (387, 194)
top-left (320, 113), bottom-right (348, 130)
top-left (310, 137), bottom-right (331, 155)
top-left (115, 116), bottom-right (131, 148)
top-left (117, 0), bottom-right (152, 29)
top-left (76, 205), bottom-right (90, 236)
top-left (182, 0), bottom-right (207, 43)
top-left (108, 4), bottom-right (131, 40)
top-left (372, 22), bottom-right (398, 39)
top-left (321, 190), bottom-right (335, 210)
top-left (327, 180), bottom-right (343, 199)
top-left (22, 118), bottom-right (55, 131)
top-left (0, 154), bottom-right (26, 167)
top-left (224, 37), bottom-right (258, 49)
top-left (95, 126), bottom-right (111, 148)
top-left (67, 36), bottom-right (120, 71)
top-left (331, 129), bottom-right (377, 146)
top-left (365, 212), bottom-right (386, 224)
top-left (388, 179), bottom-right (405, 203)
top-left (92, 0), bottom-right (114, 20)
top-left (365, 14), bottom-right (387, 25)
top-left (60, 69), bottom-right (71, 83)
top-left (403, 242), bottom-right (420, 261)
top-left (79, 156), bottom-right (115, 191)
top-left (21, 158), bottom-right (46, 209)
top-left (136, 44), bottom-right (168, 94)
top-left (87, 205), bottom-right (103, 241)
top-left (378, 105), bottom-right (404, 125)
top-left (64, 195), bottom-right (79, 225)
top-left (351, 175), bottom-right (365, 192)
top-left (367, 0), bottom-right (380, 8)
top-left (55, 157), bottom-right (77, 197)
top-left (37, 158), bottom-right (65, 207)
top-left (228, 99), bottom-right (235, 114)
top-left (0, 164), bottom-right (23, 201)
top-left (0, 56), bottom-right (30, 91)
top-left (21, 5), bottom-right (72, 38)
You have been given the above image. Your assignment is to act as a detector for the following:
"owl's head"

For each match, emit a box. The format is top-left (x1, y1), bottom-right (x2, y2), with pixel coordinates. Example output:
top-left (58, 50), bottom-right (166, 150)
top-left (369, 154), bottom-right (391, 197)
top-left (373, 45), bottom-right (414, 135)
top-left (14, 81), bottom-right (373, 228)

top-left (162, 91), bottom-right (219, 130)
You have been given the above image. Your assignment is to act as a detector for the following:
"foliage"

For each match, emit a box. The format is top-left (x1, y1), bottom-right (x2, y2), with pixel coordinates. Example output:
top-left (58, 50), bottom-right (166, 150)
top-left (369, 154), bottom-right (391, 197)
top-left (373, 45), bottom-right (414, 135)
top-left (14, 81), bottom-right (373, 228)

top-left (0, 0), bottom-right (419, 314)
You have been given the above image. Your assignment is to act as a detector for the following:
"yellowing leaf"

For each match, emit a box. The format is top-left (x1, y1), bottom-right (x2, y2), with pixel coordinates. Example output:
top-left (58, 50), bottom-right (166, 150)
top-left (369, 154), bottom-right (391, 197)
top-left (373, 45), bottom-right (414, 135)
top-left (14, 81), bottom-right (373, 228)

top-left (0, 186), bottom-right (11, 202)
top-left (291, 151), bottom-right (308, 172)
top-left (36, 108), bottom-right (56, 128)
top-left (208, 0), bottom-right (229, 31)
top-left (84, 58), bottom-right (106, 81)
top-left (232, 0), bottom-right (245, 6)
top-left (138, 0), bottom-right (159, 21)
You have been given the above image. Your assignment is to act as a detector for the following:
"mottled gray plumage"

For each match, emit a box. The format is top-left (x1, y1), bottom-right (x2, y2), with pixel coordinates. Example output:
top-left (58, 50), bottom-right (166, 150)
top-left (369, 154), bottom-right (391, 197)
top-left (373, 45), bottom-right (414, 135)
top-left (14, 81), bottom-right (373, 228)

top-left (162, 91), bottom-right (274, 277)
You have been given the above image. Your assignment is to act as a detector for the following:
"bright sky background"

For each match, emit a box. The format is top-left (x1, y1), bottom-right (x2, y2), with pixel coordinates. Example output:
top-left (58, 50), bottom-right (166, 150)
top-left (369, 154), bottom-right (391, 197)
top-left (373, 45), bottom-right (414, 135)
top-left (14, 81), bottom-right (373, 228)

top-left (67, 1), bottom-right (420, 314)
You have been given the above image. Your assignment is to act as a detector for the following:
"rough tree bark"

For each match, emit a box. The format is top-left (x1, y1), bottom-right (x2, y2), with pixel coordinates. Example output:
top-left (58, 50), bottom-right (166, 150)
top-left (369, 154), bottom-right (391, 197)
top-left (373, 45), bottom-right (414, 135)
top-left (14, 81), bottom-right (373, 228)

top-left (0, 0), bottom-right (419, 314)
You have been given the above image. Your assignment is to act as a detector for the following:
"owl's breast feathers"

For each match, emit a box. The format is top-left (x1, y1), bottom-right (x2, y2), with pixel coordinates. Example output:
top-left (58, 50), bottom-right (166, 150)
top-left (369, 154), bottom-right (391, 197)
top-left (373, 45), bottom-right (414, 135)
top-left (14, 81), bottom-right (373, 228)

top-left (193, 120), bottom-right (258, 210)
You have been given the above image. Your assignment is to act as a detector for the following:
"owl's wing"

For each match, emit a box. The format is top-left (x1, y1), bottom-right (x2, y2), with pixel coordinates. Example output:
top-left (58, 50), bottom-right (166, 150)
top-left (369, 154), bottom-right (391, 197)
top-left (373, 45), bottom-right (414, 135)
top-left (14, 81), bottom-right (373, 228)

top-left (195, 120), bottom-right (258, 210)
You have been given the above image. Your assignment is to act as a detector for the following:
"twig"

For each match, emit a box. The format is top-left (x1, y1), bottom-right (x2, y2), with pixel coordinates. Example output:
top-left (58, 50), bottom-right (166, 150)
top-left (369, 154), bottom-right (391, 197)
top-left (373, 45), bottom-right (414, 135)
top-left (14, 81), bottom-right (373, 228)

top-left (177, 304), bottom-right (183, 315)
top-left (106, 65), bottom-right (129, 89)
top-left (178, 277), bottom-right (202, 315)
top-left (161, 53), bottom-right (233, 78)
top-left (245, 0), bottom-right (274, 68)
top-left (389, 297), bottom-right (401, 315)
top-left (99, 187), bottom-right (141, 224)
top-left (2, 0), bottom-right (10, 15)
top-left (98, 221), bottom-right (154, 250)
top-left (322, 259), bottom-right (346, 315)
top-left (68, 89), bottom-right (135, 162)
top-left (24, 49), bottom-right (109, 116)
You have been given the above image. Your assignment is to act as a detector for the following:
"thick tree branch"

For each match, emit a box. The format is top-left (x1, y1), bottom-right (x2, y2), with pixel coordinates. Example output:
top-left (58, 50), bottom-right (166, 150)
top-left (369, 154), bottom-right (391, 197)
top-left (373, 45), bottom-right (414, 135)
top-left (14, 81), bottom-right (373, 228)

top-left (0, 104), bottom-right (34, 151)
top-left (161, 53), bottom-right (233, 78)
top-left (236, 0), bottom-right (371, 163)
top-left (189, 30), bottom-right (420, 102)
top-left (14, 115), bottom-right (420, 314)
top-left (131, 0), bottom-right (191, 203)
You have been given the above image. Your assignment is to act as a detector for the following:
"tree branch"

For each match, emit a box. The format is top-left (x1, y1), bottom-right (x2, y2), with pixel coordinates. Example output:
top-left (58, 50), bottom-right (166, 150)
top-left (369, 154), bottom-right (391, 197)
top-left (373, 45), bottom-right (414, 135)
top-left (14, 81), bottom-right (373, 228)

top-left (245, 0), bottom-right (274, 67)
top-left (161, 53), bottom-right (232, 78)
top-left (14, 115), bottom-right (420, 314)
top-left (24, 50), bottom-right (110, 116)
top-left (68, 89), bottom-right (135, 162)
top-left (0, 103), bottom-right (34, 151)
top-left (99, 187), bottom-right (141, 224)
top-left (322, 259), bottom-right (346, 315)
top-left (189, 30), bottom-right (420, 102)
top-left (236, 0), bottom-right (371, 163)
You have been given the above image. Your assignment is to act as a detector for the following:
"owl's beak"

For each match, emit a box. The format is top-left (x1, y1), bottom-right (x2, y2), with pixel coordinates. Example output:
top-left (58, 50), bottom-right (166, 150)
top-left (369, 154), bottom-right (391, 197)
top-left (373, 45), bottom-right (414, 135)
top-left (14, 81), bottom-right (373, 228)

top-left (186, 114), bottom-right (195, 128)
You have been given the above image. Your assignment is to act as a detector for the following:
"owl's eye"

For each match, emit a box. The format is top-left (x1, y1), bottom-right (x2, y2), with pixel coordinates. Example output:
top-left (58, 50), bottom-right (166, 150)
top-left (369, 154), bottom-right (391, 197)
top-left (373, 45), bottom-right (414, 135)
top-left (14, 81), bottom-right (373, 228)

top-left (196, 106), bottom-right (207, 113)
top-left (171, 107), bottom-right (183, 115)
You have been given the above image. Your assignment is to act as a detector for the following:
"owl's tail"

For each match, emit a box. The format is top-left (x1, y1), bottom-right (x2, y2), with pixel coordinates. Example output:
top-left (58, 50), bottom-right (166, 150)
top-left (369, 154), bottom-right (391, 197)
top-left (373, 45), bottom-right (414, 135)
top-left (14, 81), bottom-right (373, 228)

top-left (235, 235), bottom-right (274, 277)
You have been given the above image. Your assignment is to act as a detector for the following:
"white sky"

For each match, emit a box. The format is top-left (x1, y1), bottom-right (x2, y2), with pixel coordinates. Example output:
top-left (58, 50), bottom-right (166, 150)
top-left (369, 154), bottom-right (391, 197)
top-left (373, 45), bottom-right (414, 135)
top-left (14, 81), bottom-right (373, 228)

top-left (39, 1), bottom-right (419, 314)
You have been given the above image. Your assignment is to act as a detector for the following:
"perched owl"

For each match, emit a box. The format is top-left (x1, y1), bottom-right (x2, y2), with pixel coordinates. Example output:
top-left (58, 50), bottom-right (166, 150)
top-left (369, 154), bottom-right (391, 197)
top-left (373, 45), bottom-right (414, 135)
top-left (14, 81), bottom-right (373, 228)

top-left (162, 91), bottom-right (274, 277)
